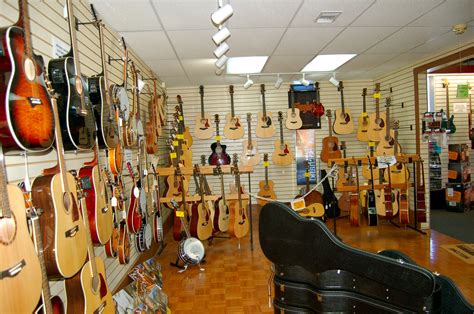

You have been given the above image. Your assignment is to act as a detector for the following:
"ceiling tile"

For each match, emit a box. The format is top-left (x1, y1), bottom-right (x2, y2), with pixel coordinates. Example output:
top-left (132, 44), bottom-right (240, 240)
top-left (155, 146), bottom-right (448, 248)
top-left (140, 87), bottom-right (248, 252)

top-left (322, 27), bottom-right (400, 53)
top-left (227, 28), bottom-right (286, 56)
top-left (147, 59), bottom-right (185, 76)
top-left (167, 29), bottom-right (215, 59)
top-left (263, 55), bottom-right (314, 73)
top-left (274, 27), bottom-right (343, 56)
top-left (160, 75), bottom-right (191, 88)
top-left (91, 1), bottom-right (161, 31)
top-left (291, 0), bottom-right (374, 27)
top-left (120, 31), bottom-right (175, 60)
top-left (180, 59), bottom-right (218, 76)
top-left (229, 0), bottom-right (302, 28)
top-left (188, 75), bottom-right (227, 86)
top-left (370, 53), bottom-right (430, 73)
top-left (337, 53), bottom-right (398, 71)
top-left (351, 0), bottom-right (443, 27)
top-left (409, 0), bottom-right (474, 27)
top-left (151, 0), bottom-right (216, 30)
top-left (409, 28), bottom-right (474, 54)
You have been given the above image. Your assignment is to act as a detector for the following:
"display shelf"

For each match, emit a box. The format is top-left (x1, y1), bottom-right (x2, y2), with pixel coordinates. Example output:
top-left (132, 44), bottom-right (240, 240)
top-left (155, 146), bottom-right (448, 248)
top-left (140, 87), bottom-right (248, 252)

top-left (328, 154), bottom-right (421, 166)
top-left (335, 183), bottom-right (412, 192)
top-left (155, 165), bottom-right (253, 177)
top-left (159, 194), bottom-right (249, 203)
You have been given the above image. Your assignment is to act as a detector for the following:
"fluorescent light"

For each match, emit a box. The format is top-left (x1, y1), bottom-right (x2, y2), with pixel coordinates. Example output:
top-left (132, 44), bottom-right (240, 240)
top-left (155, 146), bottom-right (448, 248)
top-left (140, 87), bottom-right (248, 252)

top-left (212, 27), bottom-right (231, 45)
top-left (227, 56), bottom-right (268, 74)
top-left (301, 54), bottom-right (356, 72)
top-left (315, 11), bottom-right (342, 24)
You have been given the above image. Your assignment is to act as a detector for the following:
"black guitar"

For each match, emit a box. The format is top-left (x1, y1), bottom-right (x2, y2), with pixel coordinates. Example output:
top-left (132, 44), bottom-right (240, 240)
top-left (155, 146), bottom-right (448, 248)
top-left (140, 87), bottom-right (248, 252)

top-left (48, 0), bottom-right (95, 151)
top-left (208, 114), bottom-right (231, 165)
top-left (366, 156), bottom-right (377, 226)
top-left (321, 169), bottom-right (340, 218)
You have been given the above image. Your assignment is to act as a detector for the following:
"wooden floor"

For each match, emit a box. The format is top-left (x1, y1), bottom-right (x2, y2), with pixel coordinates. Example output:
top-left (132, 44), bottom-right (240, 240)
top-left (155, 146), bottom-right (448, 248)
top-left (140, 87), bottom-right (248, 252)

top-left (157, 206), bottom-right (474, 313)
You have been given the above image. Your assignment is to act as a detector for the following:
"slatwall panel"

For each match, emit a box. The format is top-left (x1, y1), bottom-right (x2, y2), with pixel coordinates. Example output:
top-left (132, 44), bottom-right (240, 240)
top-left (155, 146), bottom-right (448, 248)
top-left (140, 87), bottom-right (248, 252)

top-left (0, 0), bottom-right (169, 303)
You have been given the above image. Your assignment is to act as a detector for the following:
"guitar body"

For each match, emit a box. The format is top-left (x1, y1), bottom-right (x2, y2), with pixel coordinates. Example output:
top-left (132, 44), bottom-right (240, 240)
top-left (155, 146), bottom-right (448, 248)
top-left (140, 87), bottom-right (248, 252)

top-left (35, 295), bottom-right (64, 314)
top-left (65, 256), bottom-right (115, 314)
top-left (399, 190), bottom-right (409, 224)
top-left (256, 111), bottom-right (276, 138)
top-left (31, 172), bottom-right (88, 278)
top-left (228, 200), bottom-right (250, 239)
top-left (240, 140), bottom-right (260, 166)
top-left (48, 56), bottom-right (95, 151)
top-left (183, 126), bottom-right (193, 147)
top-left (180, 142), bottom-right (193, 167)
top-left (126, 185), bottom-right (142, 234)
top-left (189, 202), bottom-right (213, 240)
top-left (376, 130), bottom-right (399, 156)
top-left (104, 225), bottom-right (119, 258)
top-left (0, 184), bottom-right (42, 313)
top-left (272, 140), bottom-right (294, 166)
top-left (145, 120), bottom-right (158, 154)
top-left (333, 108), bottom-right (354, 135)
top-left (208, 142), bottom-right (231, 165)
top-left (366, 189), bottom-right (378, 226)
top-left (122, 118), bottom-right (137, 148)
top-left (78, 166), bottom-right (113, 245)
top-left (108, 143), bottom-right (122, 175)
top-left (194, 113), bottom-right (214, 139)
top-left (164, 174), bottom-right (189, 208)
top-left (0, 26), bottom-right (54, 152)
top-left (337, 192), bottom-right (351, 213)
top-left (362, 163), bottom-right (379, 181)
top-left (385, 163), bottom-right (409, 185)
top-left (367, 112), bottom-right (386, 142)
top-left (214, 198), bottom-right (230, 232)
top-left (320, 136), bottom-right (342, 163)
top-left (300, 191), bottom-right (324, 218)
top-left (375, 189), bottom-right (399, 217)
top-left (356, 113), bottom-right (370, 141)
top-left (224, 113), bottom-right (244, 139)
top-left (257, 180), bottom-right (277, 206)
top-left (285, 108), bottom-right (303, 130)
top-left (349, 193), bottom-right (360, 226)
top-left (117, 220), bottom-right (129, 264)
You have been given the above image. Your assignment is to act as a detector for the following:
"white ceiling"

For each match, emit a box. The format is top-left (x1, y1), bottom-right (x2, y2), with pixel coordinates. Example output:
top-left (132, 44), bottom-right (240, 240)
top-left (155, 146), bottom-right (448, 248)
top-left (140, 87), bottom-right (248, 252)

top-left (90, 0), bottom-right (474, 87)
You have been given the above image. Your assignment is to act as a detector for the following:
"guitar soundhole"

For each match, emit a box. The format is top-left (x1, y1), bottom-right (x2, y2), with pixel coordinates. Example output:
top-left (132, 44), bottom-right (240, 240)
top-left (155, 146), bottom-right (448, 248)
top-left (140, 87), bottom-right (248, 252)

top-left (0, 214), bottom-right (17, 245)
top-left (376, 118), bottom-right (385, 128)
top-left (23, 57), bottom-right (36, 81)
top-left (63, 192), bottom-right (73, 213)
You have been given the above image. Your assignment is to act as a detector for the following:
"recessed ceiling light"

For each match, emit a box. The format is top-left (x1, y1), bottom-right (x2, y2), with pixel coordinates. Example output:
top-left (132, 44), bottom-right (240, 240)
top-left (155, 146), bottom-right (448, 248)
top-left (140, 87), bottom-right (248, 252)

top-left (301, 54), bottom-right (356, 72)
top-left (315, 11), bottom-right (342, 24)
top-left (226, 56), bottom-right (269, 74)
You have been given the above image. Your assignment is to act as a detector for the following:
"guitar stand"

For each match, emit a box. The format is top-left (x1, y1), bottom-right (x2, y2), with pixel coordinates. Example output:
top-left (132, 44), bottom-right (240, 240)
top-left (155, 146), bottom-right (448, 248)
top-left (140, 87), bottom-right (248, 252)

top-left (248, 173), bottom-right (254, 251)
top-left (406, 161), bottom-right (427, 235)
top-left (170, 256), bottom-right (206, 273)
top-left (207, 234), bottom-right (231, 246)
top-left (154, 241), bottom-right (167, 257)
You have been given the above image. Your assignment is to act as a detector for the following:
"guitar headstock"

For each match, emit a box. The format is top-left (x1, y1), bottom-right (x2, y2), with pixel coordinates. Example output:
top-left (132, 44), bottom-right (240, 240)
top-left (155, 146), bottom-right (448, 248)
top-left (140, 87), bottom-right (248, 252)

top-left (326, 109), bottom-right (332, 118)
top-left (263, 153), bottom-right (269, 165)
top-left (200, 155), bottom-right (206, 166)
top-left (246, 112), bottom-right (252, 122)
top-left (392, 120), bottom-right (400, 130)
top-left (231, 153), bottom-right (239, 174)
top-left (229, 85), bottom-right (234, 94)
top-left (443, 78), bottom-right (449, 88)
top-left (338, 81), bottom-right (344, 91)
top-left (278, 111), bottom-right (283, 122)
top-left (385, 97), bottom-right (391, 107)
top-left (362, 88), bottom-right (367, 97)
top-left (260, 84), bottom-right (265, 94)
top-left (214, 114), bottom-right (219, 124)
top-left (177, 95), bottom-right (183, 105)
top-left (199, 85), bottom-right (204, 96)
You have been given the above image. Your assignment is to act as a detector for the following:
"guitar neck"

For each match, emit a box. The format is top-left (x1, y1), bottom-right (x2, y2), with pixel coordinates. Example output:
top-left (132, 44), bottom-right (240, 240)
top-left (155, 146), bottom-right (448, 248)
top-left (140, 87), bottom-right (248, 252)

top-left (291, 90), bottom-right (296, 114)
top-left (279, 120), bottom-right (284, 144)
top-left (374, 83), bottom-right (381, 119)
top-left (66, 0), bottom-right (81, 74)
top-left (200, 89), bottom-right (205, 119)
top-left (247, 117), bottom-right (253, 144)
top-left (328, 116), bottom-right (333, 137)
top-left (0, 145), bottom-right (11, 218)
top-left (220, 174), bottom-right (226, 203)
top-left (264, 166), bottom-right (269, 188)
top-left (261, 91), bottom-right (267, 118)
top-left (340, 88), bottom-right (345, 114)
top-left (79, 196), bottom-right (99, 275)
top-left (98, 22), bottom-right (110, 89)
top-left (18, 0), bottom-right (33, 59)
top-left (230, 94), bottom-right (235, 117)
top-left (385, 104), bottom-right (391, 139)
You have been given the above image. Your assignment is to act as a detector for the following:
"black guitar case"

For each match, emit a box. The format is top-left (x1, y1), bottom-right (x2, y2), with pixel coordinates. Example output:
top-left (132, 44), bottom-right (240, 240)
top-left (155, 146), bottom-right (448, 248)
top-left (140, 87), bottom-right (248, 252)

top-left (259, 202), bottom-right (474, 313)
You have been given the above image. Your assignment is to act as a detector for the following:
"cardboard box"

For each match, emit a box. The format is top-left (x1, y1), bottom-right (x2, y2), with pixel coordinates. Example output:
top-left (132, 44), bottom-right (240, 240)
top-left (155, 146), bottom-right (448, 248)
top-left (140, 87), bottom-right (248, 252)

top-left (448, 144), bottom-right (470, 162)
top-left (447, 162), bottom-right (471, 183)
top-left (445, 183), bottom-right (471, 212)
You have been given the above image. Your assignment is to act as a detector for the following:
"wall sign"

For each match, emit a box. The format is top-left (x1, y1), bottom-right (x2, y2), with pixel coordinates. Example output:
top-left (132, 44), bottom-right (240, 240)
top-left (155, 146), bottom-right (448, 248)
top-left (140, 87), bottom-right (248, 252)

top-left (296, 129), bottom-right (316, 185)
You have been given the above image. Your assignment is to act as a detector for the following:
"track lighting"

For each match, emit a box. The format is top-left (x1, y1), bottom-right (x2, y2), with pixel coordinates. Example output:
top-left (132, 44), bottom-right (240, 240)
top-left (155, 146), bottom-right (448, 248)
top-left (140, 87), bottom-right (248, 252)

top-left (329, 76), bottom-right (339, 87)
top-left (300, 73), bottom-right (310, 86)
top-left (212, 27), bottom-right (231, 45)
top-left (213, 42), bottom-right (230, 58)
top-left (215, 66), bottom-right (225, 76)
top-left (211, 3), bottom-right (233, 26)
top-left (244, 75), bottom-right (254, 89)
top-left (275, 74), bottom-right (283, 89)
top-left (215, 55), bottom-right (228, 68)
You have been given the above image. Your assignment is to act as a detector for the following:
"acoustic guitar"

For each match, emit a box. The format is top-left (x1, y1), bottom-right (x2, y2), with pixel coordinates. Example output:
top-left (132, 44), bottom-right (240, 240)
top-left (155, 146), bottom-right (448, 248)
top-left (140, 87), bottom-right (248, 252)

top-left (117, 219), bottom-right (130, 265)
top-left (272, 112), bottom-right (294, 166)
top-left (177, 95), bottom-right (193, 147)
top-left (213, 165), bottom-right (230, 233)
top-left (367, 83), bottom-right (386, 142)
top-left (173, 166), bottom-right (190, 242)
top-left (145, 81), bottom-right (159, 154)
top-left (190, 165), bottom-right (213, 241)
top-left (384, 121), bottom-right (409, 184)
top-left (376, 97), bottom-right (400, 156)
top-left (0, 0), bottom-right (54, 152)
top-left (320, 109), bottom-right (342, 163)
top-left (0, 146), bottom-right (42, 313)
top-left (31, 79), bottom-right (88, 279)
top-left (174, 109), bottom-right (192, 168)
top-left (89, 5), bottom-right (118, 150)
top-left (337, 142), bottom-right (352, 214)
top-left (366, 155), bottom-right (378, 226)
top-left (228, 154), bottom-right (250, 239)
top-left (295, 160), bottom-right (324, 218)
top-left (416, 161), bottom-right (427, 223)
top-left (285, 89), bottom-right (303, 130)
top-left (125, 161), bottom-right (142, 234)
top-left (240, 113), bottom-right (260, 166)
top-left (349, 157), bottom-right (361, 227)
top-left (164, 137), bottom-right (189, 209)
top-left (399, 188), bottom-right (409, 225)
top-left (257, 153), bottom-right (277, 206)
top-left (224, 85), bottom-right (244, 139)
top-left (48, 0), bottom-right (95, 151)
top-left (362, 142), bottom-right (379, 181)
top-left (256, 84), bottom-right (276, 138)
top-left (194, 85), bottom-right (214, 139)
top-left (150, 164), bottom-right (164, 243)
top-left (441, 79), bottom-right (456, 134)
top-left (376, 161), bottom-right (399, 219)
top-left (356, 88), bottom-right (370, 141)
top-left (468, 84), bottom-right (473, 148)
top-left (208, 114), bottom-right (231, 165)
top-left (333, 81), bottom-right (354, 135)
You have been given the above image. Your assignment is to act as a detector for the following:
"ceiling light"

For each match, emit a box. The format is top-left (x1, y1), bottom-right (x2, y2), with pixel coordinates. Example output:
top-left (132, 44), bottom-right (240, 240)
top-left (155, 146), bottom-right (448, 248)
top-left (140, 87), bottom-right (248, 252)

top-left (215, 55), bottom-right (228, 68)
top-left (301, 54), bottom-right (356, 72)
top-left (211, 3), bottom-right (233, 26)
top-left (315, 11), bottom-right (342, 24)
top-left (227, 56), bottom-right (268, 74)
top-left (329, 76), bottom-right (339, 87)
top-left (215, 66), bottom-right (225, 76)
top-left (244, 75), bottom-right (253, 89)
top-left (212, 27), bottom-right (231, 45)
top-left (213, 42), bottom-right (230, 58)
top-left (275, 74), bottom-right (283, 89)
top-left (300, 73), bottom-right (310, 86)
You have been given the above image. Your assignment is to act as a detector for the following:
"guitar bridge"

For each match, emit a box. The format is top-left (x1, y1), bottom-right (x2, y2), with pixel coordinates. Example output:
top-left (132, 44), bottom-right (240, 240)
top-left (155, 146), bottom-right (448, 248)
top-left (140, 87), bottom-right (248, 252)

top-left (93, 301), bottom-right (107, 314)
top-left (65, 225), bottom-right (79, 238)
top-left (27, 97), bottom-right (42, 107)
top-left (0, 259), bottom-right (26, 279)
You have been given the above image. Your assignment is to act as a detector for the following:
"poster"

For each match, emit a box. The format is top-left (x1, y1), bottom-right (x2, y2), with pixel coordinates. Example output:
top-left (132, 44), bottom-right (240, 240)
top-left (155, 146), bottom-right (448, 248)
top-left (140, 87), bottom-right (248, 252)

top-left (296, 129), bottom-right (316, 185)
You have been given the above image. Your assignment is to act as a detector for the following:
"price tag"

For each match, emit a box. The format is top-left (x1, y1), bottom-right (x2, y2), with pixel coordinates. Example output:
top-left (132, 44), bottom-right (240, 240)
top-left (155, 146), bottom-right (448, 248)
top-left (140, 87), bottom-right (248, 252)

top-left (172, 140), bottom-right (179, 147)
top-left (368, 141), bottom-right (376, 147)
top-left (361, 112), bottom-right (368, 118)
top-left (175, 210), bottom-right (185, 218)
top-left (170, 152), bottom-right (177, 159)
top-left (263, 161), bottom-right (269, 167)
top-left (133, 187), bottom-right (139, 198)
top-left (373, 92), bottom-right (381, 99)
top-left (176, 134), bottom-right (184, 140)
top-left (111, 196), bottom-right (118, 207)
top-left (376, 155), bottom-right (396, 168)
top-left (122, 210), bottom-right (127, 220)
top-left (215, 135), bottom-right (221, 141)
top-left (124, 149), bottom-right (133, 164)
top-left (143, 169), bottom-right (148, 176)
top-left (304, 171), bottom-right (310, 177)
top-left (179, 115), bottom-right (184, 121)
top-left (291, 198), bottom-right (306, 211)
top-left (119, 117), bottom-right (123, 127)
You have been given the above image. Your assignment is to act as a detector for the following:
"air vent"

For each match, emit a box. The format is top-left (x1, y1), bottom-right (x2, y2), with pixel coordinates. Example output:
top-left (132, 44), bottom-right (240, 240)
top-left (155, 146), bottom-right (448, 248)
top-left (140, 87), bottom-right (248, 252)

top-left (315, 11), bottom-right (342, 24)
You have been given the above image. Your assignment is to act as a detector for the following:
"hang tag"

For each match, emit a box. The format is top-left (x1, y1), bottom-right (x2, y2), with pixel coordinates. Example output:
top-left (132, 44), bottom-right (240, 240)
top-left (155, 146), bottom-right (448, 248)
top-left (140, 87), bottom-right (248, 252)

top-left (215, 135), bottom-right (221, 141)
top-left (263, 161), bottom-right (269, 167)
top-left (172, 140), bottom-right (178, 147)
top-left (176, 210), bottom-right (185, 218)
top-left (368, 141), bottom-right (376, 147)
top-left (373, 92), bottom-right (381, 99)
top-left (111, 196), bottom-right (118, 207)
top-left (124, 149), bottom-right (133, 164)
top-left (291, 199), bottom-right (306, 211)
top-left (133, 186), bottom-right (139, 198)
top-left (143, 169), bottom-right (148, 176)
top-left (179, 115), bottom-right (184, 121)
top-left (176, 134), bottom-right (184, 140)
top-left (119, 117), bottom-right (123, 127)
top-left (63, 4), bottom-right (68, 18)
top-left (304, 171), bottom-right (310, 178)
top-left (170, 152), bottom-right (177, 159)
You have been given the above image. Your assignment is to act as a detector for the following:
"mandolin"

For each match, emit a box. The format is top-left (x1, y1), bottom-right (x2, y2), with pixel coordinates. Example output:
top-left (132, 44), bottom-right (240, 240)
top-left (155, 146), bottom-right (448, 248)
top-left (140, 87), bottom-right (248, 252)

top-left (190, 165), bottom-right (213, 241)
top-left (384, 121), bottom-right (409, 184)
top-left (224, 85), bottom-right (244, 139)
top-left (333, 81), bottom-right (354, 135)
top-left (256, 84), bottom-right (276, 138)
top-left (416, 161), bottom-right (427, 223)
top-left (117, 218), bottom-right (130, 265)
top-left (441, 79), bottom-right (456, 134)
top-left (272, 111), bottom-right (294, 166)
top-left (208, 114), bottom-right (231, 166)
top-left (214, 165), bottom-right (230, 232)
top-left (295, 160), bottom-right (324, 218)
top-left (228, 154), bottom-right (250, 239)
top-left (257, 153), bottom-right (277, 206)
top-left (125, 161), bottom-right (142, 234)
top-left (240, 113), bottom-right (260, 166)
top-left (285, 89), bottom-right (303, 130)
top-left (89, 5), bottom-right (118, 150)
top-left (48, 0), bottom-right (95, 151)
top-left (0, 0), bottom-right (54, 152)
top-left (194, 85), bottom-right (214, 139)
top-left (349, 157), bottom-right (361, 227)
top-left (376, 97), bottom-right (400, 156)
top-left (177, 95), bottom-right (193, 147)
top-left (367, 83), bottom-right (386, 142)
top-left (320, 109), bottom-right (342, 163)
top-left (356, 88), bottom-right (370, 141)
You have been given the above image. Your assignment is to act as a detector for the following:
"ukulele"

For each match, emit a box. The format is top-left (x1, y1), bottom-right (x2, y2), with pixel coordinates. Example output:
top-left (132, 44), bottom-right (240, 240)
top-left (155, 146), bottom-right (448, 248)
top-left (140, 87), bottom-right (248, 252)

top-left (228, 154), bottom-right (250, 238)
top-left (126, 161), bottom-right (142, 234)
top-left (177, 95), bottom-right (193, 147)
top-left (65, 184), bottom-right (115, 314)
top-left (333, 81), bottom-right (354, 135)
top-left (48, 0), bottom-right (95, 151)
top-left (285, 89), bottom-right (303, 130)
top-left (208, 114), bottom-right (231, 165)
top-left (362, 142), bottom-right (379, 181)
top-left (257, 153), bottom-right (277, 206)
top-left (214, 165), bottom-right (230, 232)
top-left (313, 82), bottom-right (325, 128)
top-left (366, 155), bottom-right (378, 226)
top-left (224, 85), bottom-right (244, 139)
top-left (123, 61), bottom-right (139, 148)
top-left (416, 160), bottom-right (427, 223)
top-left (442, 79), bottom-right (456, 134)
top-left (376, 97), bottom-right (400, 156)
top-left (0, 146), bottom-right (42, 313)
top-left (272, 112), bottom-right (294, 166)
top-left (367, 83), bottom-right (386, 142)
top-left (349, 157), bottom-right (361, 227)
top-left (356, 88), bottom-right (370, 141)
top-left (89, 5), bottom-right (119, 150)
top-left (295, 160), bottom-right (324, 218)
top-left (240, 113), bottom-right (260, 166)
top-left (194, 85), bottom-right (214, 139)
top-left (321, 169), bottom-right (340, 218)
top-left (31, 78), bottom-right (88, 279)
top-left (384, 121), bottom-right (409, 184)
top-left (0, 0), bottom-right (54, 152)
top-left (256, 84), bottom-right (276, 138)
top-left (320, 109), bottom-right (342, 163)
top-left (190, 165), bottom-right (213, 240)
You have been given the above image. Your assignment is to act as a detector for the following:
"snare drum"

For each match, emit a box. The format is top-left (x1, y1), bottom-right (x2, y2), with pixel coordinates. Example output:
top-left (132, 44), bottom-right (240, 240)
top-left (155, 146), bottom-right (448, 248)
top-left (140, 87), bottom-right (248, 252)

top-left (178, 237), bottom-right (205, 265)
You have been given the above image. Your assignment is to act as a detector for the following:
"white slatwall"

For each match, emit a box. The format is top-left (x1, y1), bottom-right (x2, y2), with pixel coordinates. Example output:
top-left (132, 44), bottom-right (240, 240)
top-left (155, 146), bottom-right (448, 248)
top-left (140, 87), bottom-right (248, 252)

top-left (0, 0), bottom-right (168, 303)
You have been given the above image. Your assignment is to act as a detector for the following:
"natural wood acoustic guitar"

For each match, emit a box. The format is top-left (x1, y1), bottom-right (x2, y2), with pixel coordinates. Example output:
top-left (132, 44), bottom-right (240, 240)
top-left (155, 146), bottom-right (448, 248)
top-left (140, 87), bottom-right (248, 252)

top-left (295, 160), bottom-right (324, 218)
top-left (189, 165), bottom-right (213, 241)
top-left (356, 88), bottom-right (370, 141)
top-left (384, 121), bottom-right (409, 184)
top-left (257, 154), bottom-right (277, 206)
top-left (256, 84), bottom-right (276, 138)
top-left (333, 81), bottom-right (354, 135)
top-left (214, 165), bottom-right (230, 232)
top-left (224, 85), bottom-right (244, 139)
top-left (240, 113), bottom-right (260, 166)
top-left (376, 97), bottom-right (400, 156)
top-left (177, 95), bottom-right (193, 147)
top-left (272, 111), bottom-right (294, 166)
top-left (228, 154), bottom-right (250, 239)
top-left (285, 89), bottom-right (303, 130)
top-left (367, 83), bottom-right (386, 142)
top-left (194, 85), bottom-right (214, 139)
top-left (320, 109), bottom-right (342, 163)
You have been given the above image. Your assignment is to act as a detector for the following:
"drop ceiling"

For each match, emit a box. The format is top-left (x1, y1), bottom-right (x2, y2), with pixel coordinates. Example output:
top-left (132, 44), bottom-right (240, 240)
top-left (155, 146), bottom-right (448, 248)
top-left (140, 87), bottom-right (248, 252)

top-left (90, 0), bottom-right (474, 87)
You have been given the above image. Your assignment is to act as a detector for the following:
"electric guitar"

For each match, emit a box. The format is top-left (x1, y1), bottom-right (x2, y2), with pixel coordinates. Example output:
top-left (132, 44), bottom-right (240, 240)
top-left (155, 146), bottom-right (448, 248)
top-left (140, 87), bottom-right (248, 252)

top-left (47, 0), bottom-right (95, 151)
top-left (126, 161), bottom-right (142, 234)
top-left (349, 157), bottom-right (361, 227)
top-left (194, 85), bottom-right (214, 139)
top-left (416, 161), bottom-right (427, 224)
top-left (442, 79), bottom-right (456, 134)
top-left (208, 114), bottom-right (231, 165)
top-left (256, 84), bottom-right (276, 138)
top-left (228, 154), bottom-right (250, 238)
top-left (356, 88), bottom-right (370, 141)
top-left (376, 97), bottom-right (400, 156)
top-left (224, 85), bottom-right (244, 139)
top-left (0, 0), bottom-right (54, 152)
top-left (190, 165), bottom-right (213, 241)
top-left (384, 121), bottom-right (409, 184)
top-left (272, 111), bottom-right (294, 166)
top-left (333, 81), bottom-right (354, 135)
top-left (214, 165), bottom-right (230, 232)
top-left (320, 110), bottom-right (342, 163)
top-left (257, 153), bottom-right (277, 206)
top-left (313, 82), bottom-right (325, 128)
top-left (295, 160), bottom-right (324, 218)
top-left (367, 83), bottom-right (386, 142)
top-left (366, 155), bottom-right (378, 226)
top-left (240, 113), bottom-right (260, 166)
top-left (285, 89), bottom-right (303, 130)
top-left (177, 95), bottom-right (193, 147)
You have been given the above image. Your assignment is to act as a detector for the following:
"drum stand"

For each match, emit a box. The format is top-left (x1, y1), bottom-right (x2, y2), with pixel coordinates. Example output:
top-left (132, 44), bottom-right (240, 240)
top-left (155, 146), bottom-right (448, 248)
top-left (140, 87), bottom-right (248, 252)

top-left (170, 256), bottom-right (205, 273)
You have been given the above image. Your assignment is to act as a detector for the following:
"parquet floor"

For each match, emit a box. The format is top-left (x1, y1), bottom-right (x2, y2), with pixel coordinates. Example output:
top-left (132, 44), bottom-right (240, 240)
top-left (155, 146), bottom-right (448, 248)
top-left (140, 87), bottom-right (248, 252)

top-left (157, 207), bottom-right (474, 313)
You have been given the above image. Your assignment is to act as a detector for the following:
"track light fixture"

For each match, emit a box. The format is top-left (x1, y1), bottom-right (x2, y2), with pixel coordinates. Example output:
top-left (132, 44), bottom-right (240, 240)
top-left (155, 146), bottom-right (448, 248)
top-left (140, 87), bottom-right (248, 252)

top-left (211, 3), bottom-right (233, 26)
top-left (275, 74), bottom-right (283, 89)
top-left (329, 76), bottom-right (339, 87)
top-left (215, 66), bottom-right (225, 76)
top-left (212, 26), bottom-right (231, 45)
top-left (215, 55), bottom-right (228, 68)
top-left (300, 73), bottom-right (310, 86)
top-left (244, 75), bottom-right (254, 89)
top-left (213, 42), bottom-right (230, 58)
